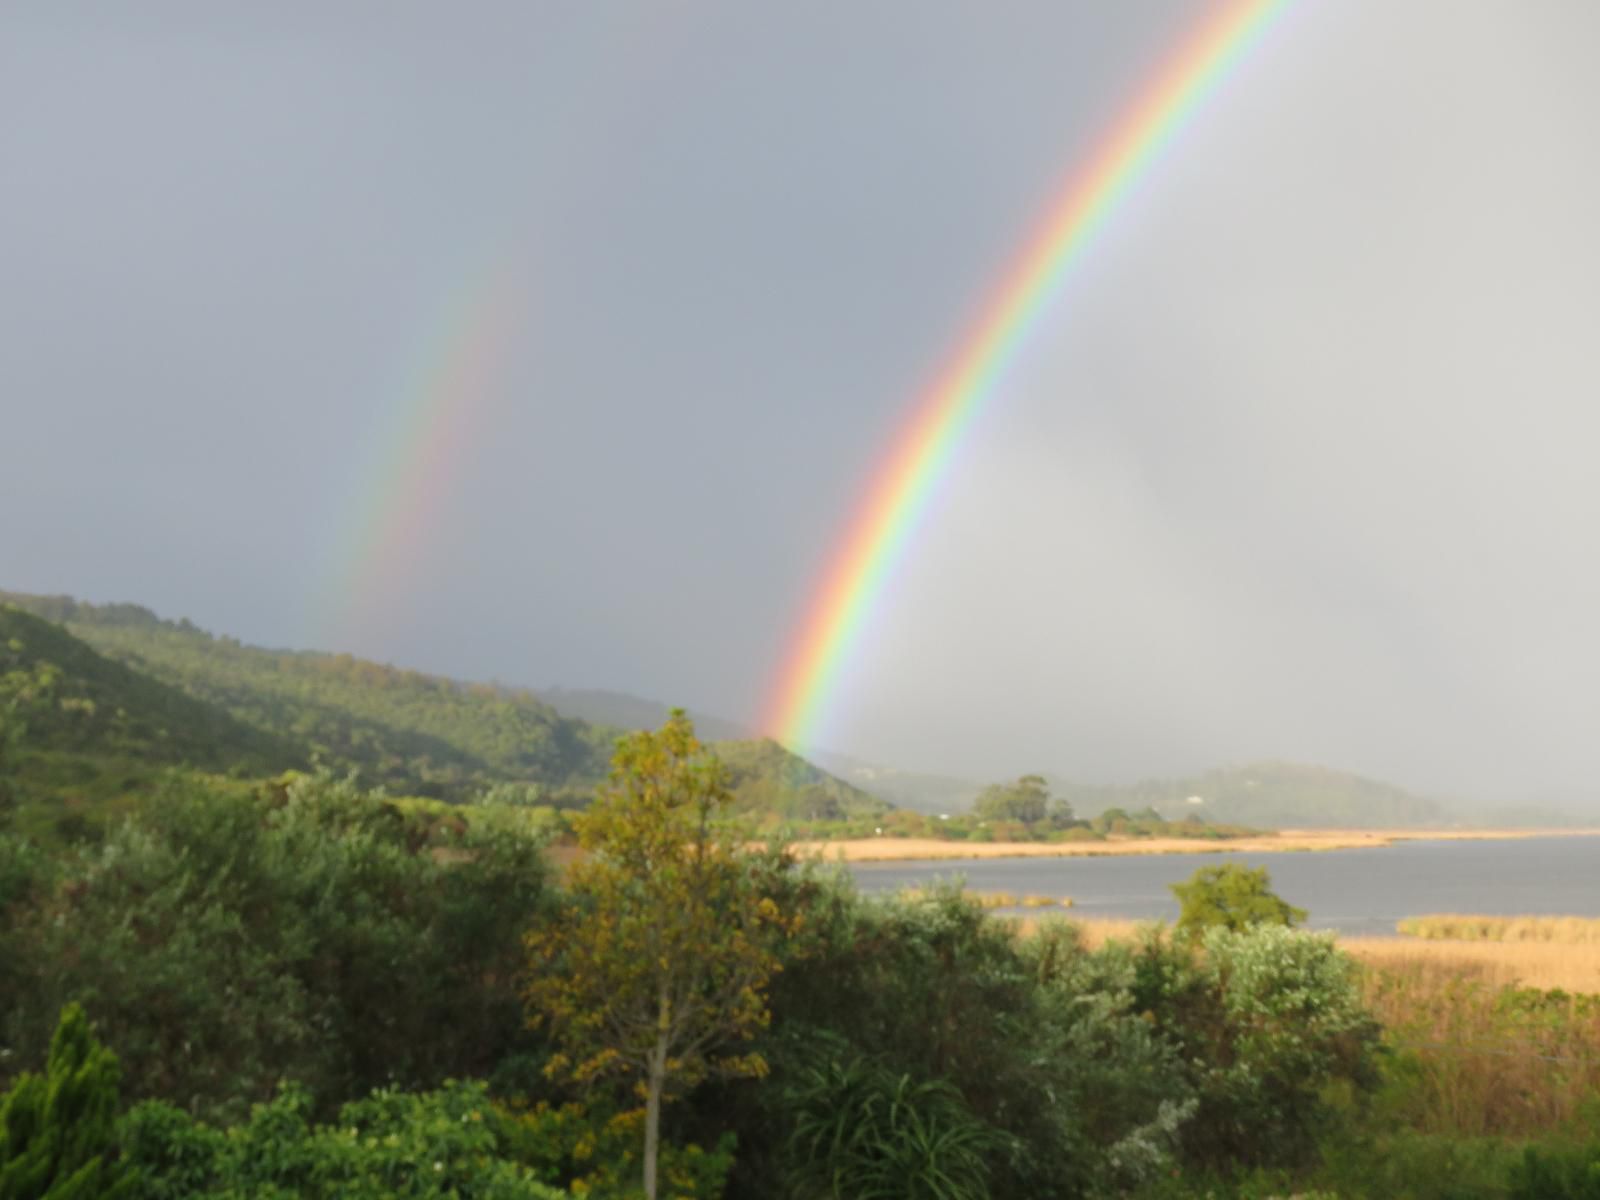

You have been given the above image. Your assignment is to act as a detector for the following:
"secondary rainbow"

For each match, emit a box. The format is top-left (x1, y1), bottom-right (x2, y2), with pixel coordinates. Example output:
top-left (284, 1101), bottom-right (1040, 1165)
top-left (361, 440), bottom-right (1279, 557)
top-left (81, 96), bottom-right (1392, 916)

top-left (764, 0), bottom-right (1291, 750)
top-left (323, 266), bottom-right (524, 642)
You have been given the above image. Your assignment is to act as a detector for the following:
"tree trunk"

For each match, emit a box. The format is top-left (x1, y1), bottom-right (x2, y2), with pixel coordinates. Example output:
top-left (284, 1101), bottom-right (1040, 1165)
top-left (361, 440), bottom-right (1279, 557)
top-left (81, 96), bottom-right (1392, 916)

top-left (643, 1038), bottom-right (666, 1200)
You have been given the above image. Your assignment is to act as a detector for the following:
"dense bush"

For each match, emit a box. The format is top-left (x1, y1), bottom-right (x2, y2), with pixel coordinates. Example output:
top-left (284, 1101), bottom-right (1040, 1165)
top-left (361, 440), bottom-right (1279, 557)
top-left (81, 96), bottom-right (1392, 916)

top-left (506, 1100), bottom-right (734, 1200)
top-left (1, 772), bottom-right (555, 1121)
top-left (703, 881), bottom-right (1190, 1198)
top-left (1121, 923), bottom-right (1379, 1170)
top-left (1171, 863), bottom-right (1306, 936)
top-left (120, 1082), bottom-right (566, 1199)
top-left (783, 1055), bottom-right (1002, 1200)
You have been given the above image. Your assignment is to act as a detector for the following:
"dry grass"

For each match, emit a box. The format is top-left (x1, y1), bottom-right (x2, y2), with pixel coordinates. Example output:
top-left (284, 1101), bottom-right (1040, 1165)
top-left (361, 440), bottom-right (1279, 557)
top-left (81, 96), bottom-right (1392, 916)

top-left (1397, 914), bottom-right (1600, 944)
top-left (899, 888), bottom-right (1076, 911)
top-left (1358, 954), bottom-right (1600, 1135)
top-left (1010, 916), bottom-right (1147, 946)
top-left (1344, 937), bottom-right (1600, 994)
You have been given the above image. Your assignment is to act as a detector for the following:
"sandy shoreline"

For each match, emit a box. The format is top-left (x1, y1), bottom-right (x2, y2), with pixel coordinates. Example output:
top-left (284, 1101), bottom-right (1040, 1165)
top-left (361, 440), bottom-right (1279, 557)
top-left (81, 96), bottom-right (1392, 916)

top-left (793, 828), bottom-right (1600, 864)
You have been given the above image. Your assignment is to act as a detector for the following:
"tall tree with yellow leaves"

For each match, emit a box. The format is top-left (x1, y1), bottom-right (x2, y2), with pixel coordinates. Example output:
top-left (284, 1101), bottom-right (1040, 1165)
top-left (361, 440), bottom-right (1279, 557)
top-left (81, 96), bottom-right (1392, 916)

top-left (524, 712), bottom-right (795, 1200)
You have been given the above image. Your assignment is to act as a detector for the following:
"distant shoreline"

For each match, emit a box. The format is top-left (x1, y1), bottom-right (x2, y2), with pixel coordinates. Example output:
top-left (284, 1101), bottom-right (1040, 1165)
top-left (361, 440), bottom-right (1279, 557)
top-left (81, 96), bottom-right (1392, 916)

top-left (794, 828), bottom-right (1600, 864)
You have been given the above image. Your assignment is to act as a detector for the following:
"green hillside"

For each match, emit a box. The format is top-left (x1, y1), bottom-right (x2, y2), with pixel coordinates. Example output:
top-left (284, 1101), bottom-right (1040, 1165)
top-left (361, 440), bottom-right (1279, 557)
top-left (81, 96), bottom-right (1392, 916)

top-left (1, 591), bottom-right (614, 802)
top-left (0, 605), bottom-right (300, 837)
top-left (714, 738), bottom-right (890, 822)
top-left (1052, 761), bottom-right (1443, 828)
top-left (1, 591), bottom-right (877, 822)
top-left (0, 605), bottom-right (295, 772)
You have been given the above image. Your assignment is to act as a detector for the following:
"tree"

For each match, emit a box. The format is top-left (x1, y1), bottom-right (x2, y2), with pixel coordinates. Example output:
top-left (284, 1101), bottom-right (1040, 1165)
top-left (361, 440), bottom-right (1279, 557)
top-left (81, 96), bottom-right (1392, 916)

top-left (973, 775), bottom-right (1051, 826)
top-left (0, 1004), bottom-right (130, 1199)
top-left (524, 711), bottom-right (794, 1200)
top-left (1170, 864), bottom-right (1305, 936)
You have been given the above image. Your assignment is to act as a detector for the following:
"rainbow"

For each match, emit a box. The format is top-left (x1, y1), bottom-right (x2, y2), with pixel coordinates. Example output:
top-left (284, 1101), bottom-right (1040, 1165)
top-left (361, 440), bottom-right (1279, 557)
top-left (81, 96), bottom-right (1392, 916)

top-left (764, 0), bottom-right (1291, 750)
top-left (323, 266), bottom-right (526, 643)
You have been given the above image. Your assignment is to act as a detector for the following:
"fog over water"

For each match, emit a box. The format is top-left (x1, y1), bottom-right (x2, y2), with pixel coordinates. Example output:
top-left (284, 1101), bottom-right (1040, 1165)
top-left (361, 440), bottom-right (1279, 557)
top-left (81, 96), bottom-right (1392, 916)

top-left (4, 3), bottom-right (1600, 803)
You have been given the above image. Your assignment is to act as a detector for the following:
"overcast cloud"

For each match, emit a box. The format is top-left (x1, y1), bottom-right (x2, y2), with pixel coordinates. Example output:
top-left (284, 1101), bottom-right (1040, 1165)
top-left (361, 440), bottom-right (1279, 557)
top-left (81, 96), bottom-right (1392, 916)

top-left (4, 2), bottom-right (1599, 803)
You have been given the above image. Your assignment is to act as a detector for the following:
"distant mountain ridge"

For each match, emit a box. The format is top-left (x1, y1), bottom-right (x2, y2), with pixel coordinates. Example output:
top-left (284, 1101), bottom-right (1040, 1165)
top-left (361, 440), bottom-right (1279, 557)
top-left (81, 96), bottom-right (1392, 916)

top-left (1049, 761), bottom-right (1445, 828)
top-left (511, 673), bottom-right (1454, 827)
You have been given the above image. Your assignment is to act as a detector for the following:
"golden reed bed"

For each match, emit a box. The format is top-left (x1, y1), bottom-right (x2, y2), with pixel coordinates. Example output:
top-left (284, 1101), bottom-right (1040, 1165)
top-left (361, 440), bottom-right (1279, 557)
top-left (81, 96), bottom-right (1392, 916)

top-left (1053, 916), bottom-right (1600, 994)
top-left (794, 828), bottom-right (1600, 864)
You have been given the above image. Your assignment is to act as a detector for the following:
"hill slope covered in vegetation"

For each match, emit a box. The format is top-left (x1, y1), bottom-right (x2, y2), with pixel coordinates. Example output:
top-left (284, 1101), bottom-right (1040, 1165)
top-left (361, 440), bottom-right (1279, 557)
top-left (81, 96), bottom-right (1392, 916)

top-left (1, 591), bottom-right (879, 821)
top-left (0, 605), bottom-right (303, 836)
top-left (1052, 761), bottom-right (1443, 828)
top-left (2, 591), bottom-right (615, 802)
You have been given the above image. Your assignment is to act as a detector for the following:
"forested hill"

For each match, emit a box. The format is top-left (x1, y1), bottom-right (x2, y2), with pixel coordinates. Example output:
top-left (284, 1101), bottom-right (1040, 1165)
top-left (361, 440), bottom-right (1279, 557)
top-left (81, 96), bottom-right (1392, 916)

top-left (0, 605), bottom-right (296, 775)
top-left (1052, 761), bottom-right (1443, 828)
top-left (716, 739), bottom-right (889, 821)
top-left (1, 590), bottom-right (615, 802)
top-left (1, 591), bottom-right (880, 818)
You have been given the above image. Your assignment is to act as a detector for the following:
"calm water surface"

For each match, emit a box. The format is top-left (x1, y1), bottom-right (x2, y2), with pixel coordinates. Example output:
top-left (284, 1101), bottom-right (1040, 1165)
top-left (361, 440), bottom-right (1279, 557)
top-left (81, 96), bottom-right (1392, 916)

top-left (848, 836), bottom-right (1600, 936)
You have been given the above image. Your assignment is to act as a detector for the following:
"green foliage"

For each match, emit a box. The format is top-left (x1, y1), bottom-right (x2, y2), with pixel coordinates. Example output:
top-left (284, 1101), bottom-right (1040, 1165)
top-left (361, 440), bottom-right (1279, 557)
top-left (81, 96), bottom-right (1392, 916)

top-left (0, 592), bottom-right (610, 802)
top-left (2, 773), bottom-right (554, 1121)
top-left (784, 1056), bottom-right (1001, 1200)
top-left (2, 594), bottom-right (881, 826)
top-left (0, 606), bottom-right (294, 779)
top-left (524, 713), bottom-right (795, 1199)
top-left (1306, 1130), bottom-right (1528, 1200)
top-left (721, 880), bottom-right (1195, 1199)
top-left (1123, 924), bottom-right (1380, 1170)
top-left (507, 1099), bottom-right (735, 1200)
top-left (1508, 1142), bottom-right (1600, 1200)
top-left (972, 775), bottom-right (1053, 826)
top-left (1171, 864), bottom-right (1306, 936)
top-left (0, 1004), bottom-right (130, 1200)
top-left (119, 1081), bottom-right (567, 1199)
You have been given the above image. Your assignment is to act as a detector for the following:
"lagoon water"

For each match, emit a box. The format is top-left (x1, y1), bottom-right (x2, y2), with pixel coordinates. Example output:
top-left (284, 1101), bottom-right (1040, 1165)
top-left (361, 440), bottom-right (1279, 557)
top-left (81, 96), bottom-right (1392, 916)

top-left (848, 836), bottom-right (1600, 936)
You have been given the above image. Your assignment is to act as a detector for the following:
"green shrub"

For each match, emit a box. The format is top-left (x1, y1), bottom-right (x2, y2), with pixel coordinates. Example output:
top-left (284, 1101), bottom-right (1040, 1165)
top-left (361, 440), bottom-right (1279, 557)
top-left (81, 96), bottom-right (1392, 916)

top-left (0, 1004), bottom-right (130, 1199)
top-left (1171, 864), bottom-right (1306, 936)
top-left (119, 1081), bottom-right (566, 1200)
top-left (1508, 1142), bottom-right (1600, 1200)
top-left (507, 1100), bottom-right (734, 1200)
top-left (783, 1056), bottom-right (1002, 1200)
top-left (1157, 925), bottom-right (1380, 1169)
top-left (3, 773), bottom-right (555, 1121)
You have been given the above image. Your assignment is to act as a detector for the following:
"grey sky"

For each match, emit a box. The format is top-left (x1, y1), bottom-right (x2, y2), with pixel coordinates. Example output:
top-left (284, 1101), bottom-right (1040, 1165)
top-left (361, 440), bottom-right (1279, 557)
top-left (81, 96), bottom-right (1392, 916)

top-left (4, 2), bottom-right (1599, 802)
